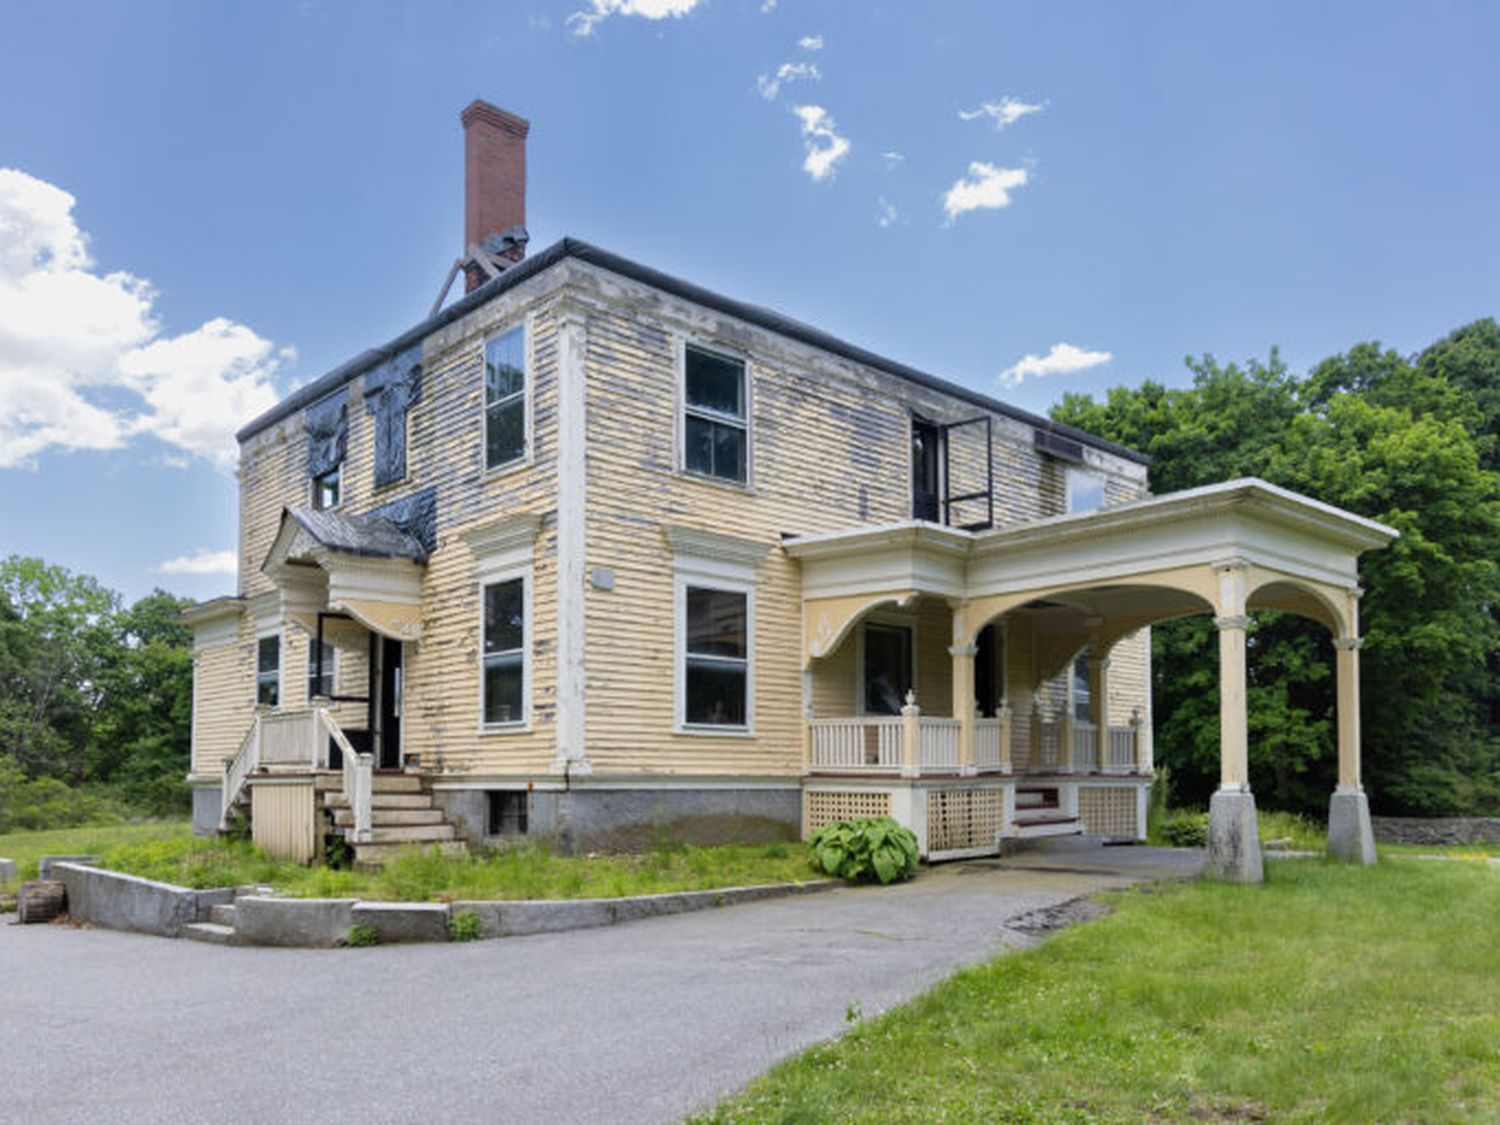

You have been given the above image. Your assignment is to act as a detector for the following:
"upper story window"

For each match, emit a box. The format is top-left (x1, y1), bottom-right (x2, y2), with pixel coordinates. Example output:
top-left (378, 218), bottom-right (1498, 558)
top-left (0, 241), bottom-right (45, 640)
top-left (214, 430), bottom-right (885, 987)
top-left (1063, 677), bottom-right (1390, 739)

top-left (1067, 468), bottom-right (1105, 514)
top-left (256, 634), bottom-right (281, 708)
top-left (682, 585), bottom-right (750, 728)
top-left (313, 466), bottom-right (341, 510)
top-left (484, 325), bottom-right (527, 471)
top-left (683, 345), bottom-right (747, 484)
top-left (482, 575), bottom-right (527, 726)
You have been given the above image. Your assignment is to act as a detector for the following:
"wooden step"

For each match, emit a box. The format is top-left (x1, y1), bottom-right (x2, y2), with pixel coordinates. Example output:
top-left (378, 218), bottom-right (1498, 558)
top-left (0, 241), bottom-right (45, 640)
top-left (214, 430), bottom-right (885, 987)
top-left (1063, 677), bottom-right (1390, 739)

top-left (333, 809), bottom-right (445, 828)
top-left (370, 774), bottom-right (425, 793)
top-left (183, 922), bottom-right (237, 946)
top-left (367, 824), bottom-right (456, 844)
top-left (1014, 815), bottom-right (1084, 840)
top-left (324, 793), bottom-right (433, 811)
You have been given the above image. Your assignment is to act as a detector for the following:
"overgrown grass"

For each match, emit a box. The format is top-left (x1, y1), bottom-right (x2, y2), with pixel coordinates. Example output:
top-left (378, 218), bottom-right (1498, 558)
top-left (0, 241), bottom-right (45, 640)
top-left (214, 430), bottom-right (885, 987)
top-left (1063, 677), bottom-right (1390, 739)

top-left (0, 821), bottom-right (194, 895)
top-left (2, 825), bottom-right (818, 902)
top-left (1147, 806), bottom-right (1327, 851)
top-left (700, 858), bottom-right (1500, 1122)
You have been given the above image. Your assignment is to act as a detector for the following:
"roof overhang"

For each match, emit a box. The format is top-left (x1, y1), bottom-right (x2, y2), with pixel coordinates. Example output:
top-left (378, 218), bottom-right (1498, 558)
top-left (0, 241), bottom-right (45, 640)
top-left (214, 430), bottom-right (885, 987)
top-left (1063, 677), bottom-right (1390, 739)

top-left (262, 510), bottom-right (425, 642)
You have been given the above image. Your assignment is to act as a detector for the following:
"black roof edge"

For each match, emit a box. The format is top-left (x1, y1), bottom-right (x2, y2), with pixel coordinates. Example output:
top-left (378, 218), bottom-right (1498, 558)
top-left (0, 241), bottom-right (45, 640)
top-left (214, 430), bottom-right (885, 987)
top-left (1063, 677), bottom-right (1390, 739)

top-left (237, 237), bottom-right (1150, 467)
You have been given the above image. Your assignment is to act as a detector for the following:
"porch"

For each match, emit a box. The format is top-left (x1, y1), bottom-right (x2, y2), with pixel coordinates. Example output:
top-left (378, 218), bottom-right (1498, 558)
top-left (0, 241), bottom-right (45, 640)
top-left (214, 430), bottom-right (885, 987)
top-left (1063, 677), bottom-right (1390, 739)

top-left (788, 478), bottom-right (1398, 880)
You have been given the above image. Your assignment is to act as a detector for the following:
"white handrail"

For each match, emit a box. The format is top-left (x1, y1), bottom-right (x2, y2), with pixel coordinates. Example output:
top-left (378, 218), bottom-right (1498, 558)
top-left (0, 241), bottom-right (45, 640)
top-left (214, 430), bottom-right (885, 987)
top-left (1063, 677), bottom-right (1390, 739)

top-left (322, 709), bottom-right (373, 844)
top-left (974, 718), bottom-right (1003, 771)
top-left (1107, 724), bottom-right (1136, 772)
top-left (917, 717), bottom-right (962, 772)
top-left (220, 714), bottom-right (262, 830)
top-left (1073, 721), bottom-right (1099, 770)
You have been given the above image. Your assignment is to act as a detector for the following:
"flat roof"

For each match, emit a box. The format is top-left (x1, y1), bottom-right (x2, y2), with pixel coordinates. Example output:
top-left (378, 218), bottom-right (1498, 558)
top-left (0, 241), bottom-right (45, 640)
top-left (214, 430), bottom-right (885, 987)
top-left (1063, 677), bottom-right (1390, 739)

top-left (236, 238), bottom-right (1150, 466)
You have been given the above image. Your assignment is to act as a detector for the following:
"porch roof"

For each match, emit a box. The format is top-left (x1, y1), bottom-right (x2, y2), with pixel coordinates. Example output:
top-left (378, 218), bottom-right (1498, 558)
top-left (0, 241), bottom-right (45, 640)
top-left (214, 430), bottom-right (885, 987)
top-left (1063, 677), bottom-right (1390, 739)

top-left (785, 478), bottom-right (1397, 661)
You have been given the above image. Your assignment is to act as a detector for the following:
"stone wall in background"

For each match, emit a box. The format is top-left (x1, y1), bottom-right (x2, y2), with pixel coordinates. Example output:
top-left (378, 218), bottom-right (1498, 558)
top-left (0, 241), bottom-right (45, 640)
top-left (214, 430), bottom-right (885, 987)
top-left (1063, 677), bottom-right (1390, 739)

top-left (1371, 817), bottom-right (1500, 846)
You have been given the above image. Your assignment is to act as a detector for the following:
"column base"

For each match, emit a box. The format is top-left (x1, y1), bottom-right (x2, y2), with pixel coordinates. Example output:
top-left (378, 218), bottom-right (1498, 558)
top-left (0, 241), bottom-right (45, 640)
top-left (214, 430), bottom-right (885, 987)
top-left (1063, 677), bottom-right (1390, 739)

top-left (1206, 788), bottom-right (1264, 883)
top-left (1327, 789), bottom-right (1376, 865)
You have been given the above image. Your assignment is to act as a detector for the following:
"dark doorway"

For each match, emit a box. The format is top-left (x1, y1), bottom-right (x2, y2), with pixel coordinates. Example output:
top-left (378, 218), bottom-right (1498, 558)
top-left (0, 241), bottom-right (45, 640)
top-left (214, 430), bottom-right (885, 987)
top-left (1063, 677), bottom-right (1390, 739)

top-left (974, 624), bottom-right (1005, 717)
top-left (863, 622), bottom-right (913, 715)
top-left (911, 418), bottom-right (942, 522)
top-left (375, 637), bottom-right (404, 770)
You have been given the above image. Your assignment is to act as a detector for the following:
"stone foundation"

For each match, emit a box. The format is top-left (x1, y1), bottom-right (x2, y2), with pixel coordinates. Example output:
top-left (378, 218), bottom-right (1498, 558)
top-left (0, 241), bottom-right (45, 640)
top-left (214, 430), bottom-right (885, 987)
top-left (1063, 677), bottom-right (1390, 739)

top-left (1206, 788), bottom-right (1264, 883)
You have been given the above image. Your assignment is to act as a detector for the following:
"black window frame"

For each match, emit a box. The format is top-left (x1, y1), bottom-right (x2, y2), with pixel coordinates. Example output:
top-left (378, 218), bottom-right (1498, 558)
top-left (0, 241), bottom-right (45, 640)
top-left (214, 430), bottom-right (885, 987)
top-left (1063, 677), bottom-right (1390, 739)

top-left (682, 583), bottom-right (750, 729)
top-left (682, 344), bottom-right (748, 485)
top-left (484, 325), bottom-right (527, 472)
top-left (313, 464), bottom-right (341, 510)
top-left (307, 637), bottom-right (335, 699)
top-left (255, 634), bottom-right (281, 708)
top-left (487, 790), bottom-right (529, 836)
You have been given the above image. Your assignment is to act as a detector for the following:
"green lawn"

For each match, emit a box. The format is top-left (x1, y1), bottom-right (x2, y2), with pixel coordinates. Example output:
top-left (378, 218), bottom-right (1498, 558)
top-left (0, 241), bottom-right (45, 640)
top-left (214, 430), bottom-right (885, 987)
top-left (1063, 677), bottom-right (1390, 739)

top-left (0, 823), bottom-right (819, 902)
top-left (701, 857), bottom-right (1500, 1123)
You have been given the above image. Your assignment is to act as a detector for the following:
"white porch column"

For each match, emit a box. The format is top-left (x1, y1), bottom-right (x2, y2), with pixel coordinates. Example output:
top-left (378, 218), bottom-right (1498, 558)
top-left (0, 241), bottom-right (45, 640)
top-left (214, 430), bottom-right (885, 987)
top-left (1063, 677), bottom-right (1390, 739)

top-left (1207, 561), bottom-right (1262, 882)
top-left (1092, 658), bottom-right (1111, 771)
top-left (998, 701), bottom-right (1013, 774)
top-left (1328, 589), bottom-right (1376, 864)
top-left (900, 690), bottom-right (921, 779)
top-left (950, 642), bottom-right (977, 776)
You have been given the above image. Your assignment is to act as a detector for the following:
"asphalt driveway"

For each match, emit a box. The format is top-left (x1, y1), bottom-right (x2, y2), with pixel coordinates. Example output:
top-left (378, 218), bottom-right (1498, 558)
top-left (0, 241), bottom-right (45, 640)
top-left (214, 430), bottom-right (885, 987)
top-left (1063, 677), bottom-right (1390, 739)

top-left (3, 845), bottom-right (1200, 1124)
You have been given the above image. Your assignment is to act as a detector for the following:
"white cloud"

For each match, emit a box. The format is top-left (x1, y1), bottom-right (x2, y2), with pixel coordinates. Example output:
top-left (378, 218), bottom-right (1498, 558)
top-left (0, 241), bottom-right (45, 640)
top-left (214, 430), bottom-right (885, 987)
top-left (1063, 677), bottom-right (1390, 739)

top-left (941, 161), bottom-right (1028, 224)
top-left (958, 96), bottom-right (1045, 130)
top-left (791, 105), bottom-right (851, 181)
top-left (760, 0), bottom-right (776, 10)
top-left (0, 168), bottom-right (284, 471)
top-left (876, 198), bottom-right (898, 228)
top-left (798, 34), bottom-right (823, 50)
top-left (757, 60), bottom-right (820, 100)
top-left (158, 548), bottom-right (238, 576)
top-left (567, 0), bottom-right (702, 36)
top-left (999, 342), bottom-right (1112, 388)
top-left (882, 151), bottom-right (904, 168)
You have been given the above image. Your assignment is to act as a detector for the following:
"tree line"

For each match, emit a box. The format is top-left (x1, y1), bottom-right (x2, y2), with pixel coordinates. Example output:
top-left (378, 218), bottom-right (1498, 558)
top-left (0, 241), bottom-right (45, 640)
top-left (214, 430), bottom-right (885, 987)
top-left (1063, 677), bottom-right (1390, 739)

top-left (1054, 319), bottom-right (1500, 816)
top-left (0, 557), bottom-right (192, 831)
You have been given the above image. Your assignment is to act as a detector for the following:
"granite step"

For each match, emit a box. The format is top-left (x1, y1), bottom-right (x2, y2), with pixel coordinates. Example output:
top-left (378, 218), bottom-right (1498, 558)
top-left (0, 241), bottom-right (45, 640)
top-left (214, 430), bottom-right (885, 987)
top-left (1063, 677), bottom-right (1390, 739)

top-left (183, 922), bottom-right (238, 946)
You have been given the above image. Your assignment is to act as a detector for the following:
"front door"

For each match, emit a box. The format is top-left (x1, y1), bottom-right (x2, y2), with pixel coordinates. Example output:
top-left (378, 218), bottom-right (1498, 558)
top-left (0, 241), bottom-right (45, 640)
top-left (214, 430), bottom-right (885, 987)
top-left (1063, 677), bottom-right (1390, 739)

top-left (377, 637), bottom-right (403, 770)
top-left (863, 622), bottom-right (913, 716)
top-left (911, 418), bottom-right (942, 522)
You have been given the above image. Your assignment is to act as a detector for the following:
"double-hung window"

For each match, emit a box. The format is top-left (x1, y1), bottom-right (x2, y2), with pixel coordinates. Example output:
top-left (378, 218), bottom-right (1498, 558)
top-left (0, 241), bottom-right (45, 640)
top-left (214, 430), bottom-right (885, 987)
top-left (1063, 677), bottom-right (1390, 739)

top-left (256, 634), bottom-right (281, 708)
top-left (308, 637), bottom-right (336, 698)
top-left (482, 576), bottom-right (526, 726)
top-left (683, 585), bottom-right (749, 728)
top-left (484, 325), bottom-right (527, 471)
top-left (682, 345), bottom-right (747, 484)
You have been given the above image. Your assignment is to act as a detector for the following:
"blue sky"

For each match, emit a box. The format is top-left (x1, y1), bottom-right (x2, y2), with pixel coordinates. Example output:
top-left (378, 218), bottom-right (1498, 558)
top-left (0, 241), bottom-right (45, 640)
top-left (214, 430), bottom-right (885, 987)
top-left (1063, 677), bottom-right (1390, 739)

top-left (2, 0), bottom-right (1498, 603)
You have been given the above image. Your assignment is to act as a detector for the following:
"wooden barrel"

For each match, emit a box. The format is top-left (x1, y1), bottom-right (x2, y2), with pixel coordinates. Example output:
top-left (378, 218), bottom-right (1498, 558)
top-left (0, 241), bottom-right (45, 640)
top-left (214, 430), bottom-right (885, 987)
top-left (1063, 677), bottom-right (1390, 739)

top-left (17, 880), bottom-right (66, 924)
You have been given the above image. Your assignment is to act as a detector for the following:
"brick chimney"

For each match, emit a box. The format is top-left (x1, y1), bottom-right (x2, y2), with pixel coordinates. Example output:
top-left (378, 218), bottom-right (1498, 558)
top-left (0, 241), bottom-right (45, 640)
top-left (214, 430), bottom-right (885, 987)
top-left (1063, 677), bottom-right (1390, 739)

top-left (461, 99), bottom-right (529, 292)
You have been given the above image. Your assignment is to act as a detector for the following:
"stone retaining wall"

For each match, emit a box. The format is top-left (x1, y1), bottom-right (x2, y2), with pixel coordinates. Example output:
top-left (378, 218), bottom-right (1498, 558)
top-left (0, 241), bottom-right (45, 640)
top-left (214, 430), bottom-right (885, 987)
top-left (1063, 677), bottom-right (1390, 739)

top-left (52, 863), bottom-right (231, 938)
top-left (1371, 816), bottom-right (1500, 846)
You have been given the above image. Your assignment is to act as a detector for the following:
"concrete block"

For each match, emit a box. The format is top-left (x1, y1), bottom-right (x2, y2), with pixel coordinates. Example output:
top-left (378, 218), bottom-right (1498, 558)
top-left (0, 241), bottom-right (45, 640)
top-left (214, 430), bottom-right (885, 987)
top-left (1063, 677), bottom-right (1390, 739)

top-left (39, 855), bottom-right (95, 880)
top-left (1327, 790), bottom-right (1377, 865)
top-left (450, 901), bottom-right (504, 939)
top-left (1205, 789), bottom-right (1264, 883)
top-left (53, 863), bottom-right (199, 937)
top-left (193, 887), bottom-right (238, 923)
top-left (191, 786), bottom-right (223, 835)
top-left (351, 902), bottom-right (451, 944)
top-left (234, 896), bottom-right (357, 947)
top-left (0, 857), bottom-right (16, 883)
top-left (497, 899), bottom-right (617, 936)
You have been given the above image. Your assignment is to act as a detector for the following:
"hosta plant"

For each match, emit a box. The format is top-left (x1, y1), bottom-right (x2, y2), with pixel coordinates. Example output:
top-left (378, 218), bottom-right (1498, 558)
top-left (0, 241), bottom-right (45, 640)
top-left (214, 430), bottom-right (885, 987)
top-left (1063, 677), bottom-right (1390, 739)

top-left (807, 816), bottom-right (919, 885)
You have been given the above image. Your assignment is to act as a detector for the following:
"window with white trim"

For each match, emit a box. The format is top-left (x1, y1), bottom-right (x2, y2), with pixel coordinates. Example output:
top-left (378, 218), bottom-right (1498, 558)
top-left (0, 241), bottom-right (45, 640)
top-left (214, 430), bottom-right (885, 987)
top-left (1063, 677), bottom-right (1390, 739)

top-left (1066, 468), bottom-right (1105, 514)
top-left (484, 325), bottom-right (527, 471)
top-left (482, 575), bottom-right (526, 726)
top-left (683, 344), bottom-right (747, 484)
top-left (256, 634), bottom-right (281, 707)
top-left (313, 465), bottom-right (341, 510)
top-left (683, 585), bottom-right (749, 727)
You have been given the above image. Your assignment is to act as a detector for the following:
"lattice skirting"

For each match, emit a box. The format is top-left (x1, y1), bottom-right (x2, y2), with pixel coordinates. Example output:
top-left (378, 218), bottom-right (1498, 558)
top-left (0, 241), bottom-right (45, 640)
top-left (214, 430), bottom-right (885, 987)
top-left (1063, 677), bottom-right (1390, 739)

top-left (1078, 786), bottom-right (1138, 839)
top-left (927, 788), bottom-right (1004, 852)
top-left (803, 789), bottom-right (894, 836)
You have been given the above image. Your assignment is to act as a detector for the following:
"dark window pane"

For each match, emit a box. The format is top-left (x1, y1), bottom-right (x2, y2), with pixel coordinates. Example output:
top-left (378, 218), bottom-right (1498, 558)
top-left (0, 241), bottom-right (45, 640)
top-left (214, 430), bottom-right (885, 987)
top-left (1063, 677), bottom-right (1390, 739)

top-left (687, 587), bottom-right (746, 658)
top-left (256, 678), bottom-right (279, 707)
top-left (308, 639), bottom-right (334, 696)
top-left (486, 398), bottom-right (526, 468)
top-left (712, 423), bottom-right (745, 482)
top-left (862, 624), bottom-right (911, 716)
top-left (315, 467), bottom-right (340, 510)
top-left (258, 636), bottom-right (279, 675)
top-left (483, 654), bottom-right (524, 724)
top-left (685, 347), bottom-right (744, 417)
top-left (485, 327), bottom-right (526, 403)
top-left (1073, 655), bottom-right (1091, 722)
top-left (685, 659), bottom-right (746, 726)
top-left (484, 579), bottom-right (524, 654)
top-left (684, 415), bottom-right (714, 476)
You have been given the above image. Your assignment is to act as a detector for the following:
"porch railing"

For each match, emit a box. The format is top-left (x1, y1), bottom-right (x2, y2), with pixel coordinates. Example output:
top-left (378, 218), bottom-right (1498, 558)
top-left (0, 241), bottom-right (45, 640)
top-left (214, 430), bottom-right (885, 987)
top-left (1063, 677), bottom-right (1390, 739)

top-left (1073, 721), bottom-right (1099, 770)
top-left (324, 709), bottom-right (373, 844)
top-left (974, 718), bottom-right (1003, 772)
top-left (809, 717), bottom-right (903, 772)
top-left (1027, 712), bottom-right (1147, 776)
top-left (220, 706), bottom-right (371, 839)
top-left (221, 715), bottom-right (262, 830)
top-left (1107, 724), bottom-right (1136, 772)
top-left (918, 718), bottom-right (962, 772)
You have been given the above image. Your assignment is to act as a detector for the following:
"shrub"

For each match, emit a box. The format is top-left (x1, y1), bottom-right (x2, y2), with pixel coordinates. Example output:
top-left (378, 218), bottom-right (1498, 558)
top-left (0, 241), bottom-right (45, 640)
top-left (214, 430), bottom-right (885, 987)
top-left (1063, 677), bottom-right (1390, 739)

top-left (347, 922), bottom-right (380, 947)
top-left (1157, 811), bottom-right (1209, 848)
top-left (448, 910), bottom-right (483, 942)
top-left (807, 816), bottom-right (919, 885)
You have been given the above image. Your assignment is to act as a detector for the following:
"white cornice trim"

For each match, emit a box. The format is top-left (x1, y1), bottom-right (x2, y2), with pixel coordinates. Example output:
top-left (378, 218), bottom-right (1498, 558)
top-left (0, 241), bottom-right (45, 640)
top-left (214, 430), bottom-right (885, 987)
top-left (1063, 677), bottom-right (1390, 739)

top-left (463, 512), bottom-right (544, 559)
top-left (665, 525), bottom-right (773, 569)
